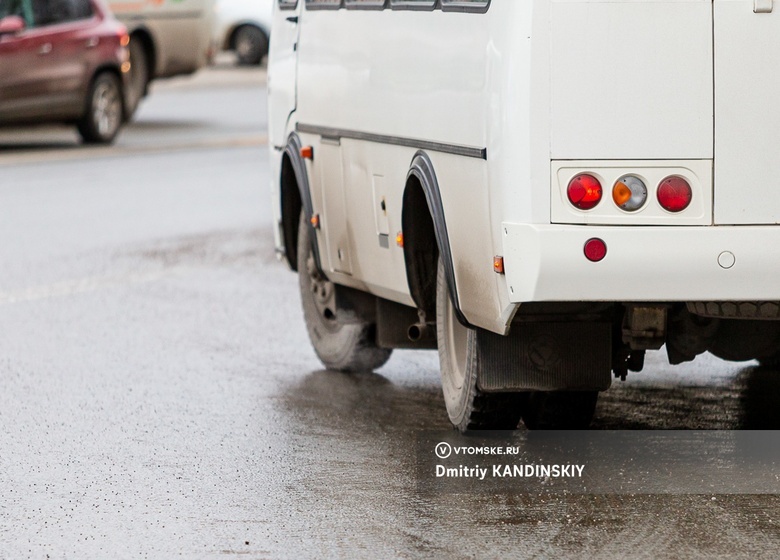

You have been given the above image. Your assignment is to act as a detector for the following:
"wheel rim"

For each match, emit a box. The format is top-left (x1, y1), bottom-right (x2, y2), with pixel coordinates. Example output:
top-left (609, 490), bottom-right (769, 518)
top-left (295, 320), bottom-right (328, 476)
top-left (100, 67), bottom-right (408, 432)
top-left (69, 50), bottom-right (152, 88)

top-left (93, 80), bottom-right (121, 138)
top-left (444, 293), bottom-right (468, 392)
top-left (306, 252), bottom-right (337, 326)
top-left (236, 28), bottom-right (260, 60)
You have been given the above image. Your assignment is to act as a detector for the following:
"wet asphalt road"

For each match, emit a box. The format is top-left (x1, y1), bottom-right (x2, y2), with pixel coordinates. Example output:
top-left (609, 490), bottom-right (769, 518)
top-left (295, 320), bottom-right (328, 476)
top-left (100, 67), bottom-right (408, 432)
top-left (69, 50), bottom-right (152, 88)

top-left (1, 63), bottom-right (779, 559)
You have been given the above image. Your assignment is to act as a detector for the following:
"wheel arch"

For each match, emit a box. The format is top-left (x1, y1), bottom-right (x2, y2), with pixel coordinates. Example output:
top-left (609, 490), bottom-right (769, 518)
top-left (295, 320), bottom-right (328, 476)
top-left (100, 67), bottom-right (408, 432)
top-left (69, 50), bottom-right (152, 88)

top-left (129, 27), bottom-right (156, 81)
top-left (91, 64), bottom-right (123, 82)
top-left (280, 133), bottom-right (321, 273)
top-left (402, 151), bottom-right (468, 325)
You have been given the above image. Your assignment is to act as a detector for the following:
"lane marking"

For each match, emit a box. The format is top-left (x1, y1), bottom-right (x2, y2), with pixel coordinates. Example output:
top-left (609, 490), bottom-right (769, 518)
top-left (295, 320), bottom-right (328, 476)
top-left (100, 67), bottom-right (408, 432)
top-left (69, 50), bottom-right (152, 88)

top-left (0, 135), bottom-right (268, 167)
top-left (0, 270), bottom-right (171, 306)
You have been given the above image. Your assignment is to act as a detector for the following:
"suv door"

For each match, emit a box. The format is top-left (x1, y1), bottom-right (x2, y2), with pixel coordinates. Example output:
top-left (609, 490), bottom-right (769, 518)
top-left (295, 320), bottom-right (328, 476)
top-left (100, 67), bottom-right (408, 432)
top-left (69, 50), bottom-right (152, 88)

top-left (0, 0), bottom-right (45, 120)
top-left (0, 0), bottom-right (95, 121)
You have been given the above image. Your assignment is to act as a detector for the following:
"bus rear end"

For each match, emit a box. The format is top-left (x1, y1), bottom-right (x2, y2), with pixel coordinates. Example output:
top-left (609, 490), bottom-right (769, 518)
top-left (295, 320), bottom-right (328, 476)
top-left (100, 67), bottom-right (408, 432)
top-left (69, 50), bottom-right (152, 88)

top-left (503, 0), bottom-right (780, 368)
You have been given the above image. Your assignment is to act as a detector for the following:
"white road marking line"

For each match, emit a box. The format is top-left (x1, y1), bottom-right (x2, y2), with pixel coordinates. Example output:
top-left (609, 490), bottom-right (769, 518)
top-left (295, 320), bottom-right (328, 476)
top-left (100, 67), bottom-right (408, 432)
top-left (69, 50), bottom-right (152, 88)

top-left (0, 270), bottom-right (171, 306)
top-left (0, 135), bottom-right (268, 167)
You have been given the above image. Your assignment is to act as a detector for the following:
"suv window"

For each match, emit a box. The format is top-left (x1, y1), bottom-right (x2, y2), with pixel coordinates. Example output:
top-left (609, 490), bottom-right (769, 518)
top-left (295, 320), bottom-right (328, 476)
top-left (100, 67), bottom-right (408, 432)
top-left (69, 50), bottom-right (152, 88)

top-left (0, 0), bottom-right (31, 22)
top-left (31, 0), bottom-right (92, 26)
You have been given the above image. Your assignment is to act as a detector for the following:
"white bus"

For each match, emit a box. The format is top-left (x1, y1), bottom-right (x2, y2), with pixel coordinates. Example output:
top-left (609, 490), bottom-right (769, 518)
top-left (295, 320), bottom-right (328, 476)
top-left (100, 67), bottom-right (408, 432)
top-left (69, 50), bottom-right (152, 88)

top-left (268, 0), bottom-right (780, 431)
top-left (108, 0), bottom-right (215, 116)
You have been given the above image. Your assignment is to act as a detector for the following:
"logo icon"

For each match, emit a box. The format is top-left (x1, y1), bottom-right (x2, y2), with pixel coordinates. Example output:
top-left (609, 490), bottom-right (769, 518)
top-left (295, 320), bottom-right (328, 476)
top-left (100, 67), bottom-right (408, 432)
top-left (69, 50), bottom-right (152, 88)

top-left (528, 334), bottom-right (561, 371)
top-left (435, 442), bottom-right (452, 459)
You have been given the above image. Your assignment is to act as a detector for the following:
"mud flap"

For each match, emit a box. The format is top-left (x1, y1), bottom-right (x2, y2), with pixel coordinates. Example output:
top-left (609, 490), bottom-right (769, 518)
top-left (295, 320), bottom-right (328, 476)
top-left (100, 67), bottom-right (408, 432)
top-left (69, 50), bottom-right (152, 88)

top-left (476, 322), bottom-right (612, 392)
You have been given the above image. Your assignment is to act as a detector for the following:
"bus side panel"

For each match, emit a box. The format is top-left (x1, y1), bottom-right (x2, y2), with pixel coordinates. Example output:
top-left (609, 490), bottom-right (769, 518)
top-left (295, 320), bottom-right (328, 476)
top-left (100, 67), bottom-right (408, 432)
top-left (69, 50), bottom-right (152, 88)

top-left (295, 8), bottom-right (506, 330)
top-left (296, 10), bottom-right (488, 149)
top-left (301, 133), bottom-right (417, 306)
top-left (485, 1), bottom-right (537, 326)
top-left (430, 152), bottom-right (502, 331)
top-left (340, 140), bottom-right (418, 305)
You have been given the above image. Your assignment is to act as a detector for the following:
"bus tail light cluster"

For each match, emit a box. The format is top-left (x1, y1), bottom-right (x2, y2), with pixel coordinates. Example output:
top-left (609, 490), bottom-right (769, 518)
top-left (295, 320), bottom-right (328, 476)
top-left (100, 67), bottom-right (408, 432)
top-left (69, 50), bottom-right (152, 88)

top-left (567, 174), bottom-right (691, 213)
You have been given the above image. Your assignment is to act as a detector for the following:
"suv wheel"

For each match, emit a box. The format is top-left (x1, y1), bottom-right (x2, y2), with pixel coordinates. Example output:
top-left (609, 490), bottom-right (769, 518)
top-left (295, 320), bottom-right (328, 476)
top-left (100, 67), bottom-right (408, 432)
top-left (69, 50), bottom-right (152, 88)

top-left (234, 25), bottom-right (268, 66)
top-left (78, 72), bottom-right (123, 144)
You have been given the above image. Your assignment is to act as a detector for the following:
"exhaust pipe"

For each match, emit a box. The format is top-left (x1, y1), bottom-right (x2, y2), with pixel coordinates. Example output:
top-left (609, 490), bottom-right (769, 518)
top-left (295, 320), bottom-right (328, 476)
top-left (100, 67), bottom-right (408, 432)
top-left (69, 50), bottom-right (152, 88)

top-left (408, 322), bottom-right (436, 343)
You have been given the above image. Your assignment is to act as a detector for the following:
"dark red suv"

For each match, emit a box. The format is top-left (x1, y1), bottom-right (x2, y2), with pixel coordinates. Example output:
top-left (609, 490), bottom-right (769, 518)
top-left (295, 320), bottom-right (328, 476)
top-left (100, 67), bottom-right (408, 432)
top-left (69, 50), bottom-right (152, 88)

top-left (0, 0), bottom-right (129, 144)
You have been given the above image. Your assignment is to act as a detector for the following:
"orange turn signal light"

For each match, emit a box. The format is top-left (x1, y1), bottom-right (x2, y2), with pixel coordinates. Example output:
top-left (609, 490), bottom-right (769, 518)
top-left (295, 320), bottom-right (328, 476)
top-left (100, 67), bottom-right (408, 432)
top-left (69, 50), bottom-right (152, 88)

top-left (493, 256), bottom-right (505, 274)
top-left (395, 232), bottom-right (404, 248)
top-left (612, 181), bottom-right (632, 206)
top-left (300, 146), bottom-right (313, 160)
top-left (310, 214), bottom-right (320, 229)
top-left (612, 175), bottom-right (648, 212)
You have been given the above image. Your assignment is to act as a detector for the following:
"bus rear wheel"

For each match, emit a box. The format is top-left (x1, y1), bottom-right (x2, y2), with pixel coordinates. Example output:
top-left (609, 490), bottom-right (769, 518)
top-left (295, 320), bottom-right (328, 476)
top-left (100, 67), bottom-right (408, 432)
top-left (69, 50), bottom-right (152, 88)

top-left (297, 212), bottom-right (391, 373)
top-left (436, 259), bottom-right (524, 432)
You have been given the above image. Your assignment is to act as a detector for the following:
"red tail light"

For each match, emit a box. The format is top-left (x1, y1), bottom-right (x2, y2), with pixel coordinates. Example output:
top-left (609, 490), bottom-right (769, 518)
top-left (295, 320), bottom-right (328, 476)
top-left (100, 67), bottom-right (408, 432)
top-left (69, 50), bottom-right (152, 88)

top-left (657, 176), bottom-right (692, 212)
top-left (567, 174), bottom-right (603, 210)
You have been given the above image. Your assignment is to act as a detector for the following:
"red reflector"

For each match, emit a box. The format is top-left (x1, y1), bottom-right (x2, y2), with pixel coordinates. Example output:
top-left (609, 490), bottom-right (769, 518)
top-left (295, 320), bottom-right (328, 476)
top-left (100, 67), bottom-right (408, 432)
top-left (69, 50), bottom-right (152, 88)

top-left (584, 238), bottom-right (607, 262)
top-left (567, 174), bottom-right (603, 210)
top-left (657, 176), bottom-right (692, 212)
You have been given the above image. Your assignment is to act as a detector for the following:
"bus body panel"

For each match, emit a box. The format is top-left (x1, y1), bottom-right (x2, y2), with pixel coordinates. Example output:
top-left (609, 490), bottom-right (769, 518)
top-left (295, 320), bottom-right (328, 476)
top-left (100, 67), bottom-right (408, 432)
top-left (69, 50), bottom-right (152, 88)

top-left (550, 0), bottom-right (713, 160)
top-left (268, 0), bottom-right (301, 149)
top-left (270, 0), bottom-right (780, 336)
top-left (714, 0), bottom-right (780, 225)
top-left (295, 9), bottom-right (489, 146)
top-left (300, 135), bottom-right (420, 307)
top-left (295, 7), bottom-right (506, 331)
top-left (503, 224), bottom-right (780, 302)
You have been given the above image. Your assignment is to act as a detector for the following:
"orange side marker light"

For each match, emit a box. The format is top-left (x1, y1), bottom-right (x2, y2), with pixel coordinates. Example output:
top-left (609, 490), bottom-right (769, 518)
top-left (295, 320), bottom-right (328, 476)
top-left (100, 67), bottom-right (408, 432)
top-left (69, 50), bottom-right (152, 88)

top-left (493, 256), bottom-right (505, 274)
top-left (300, 146), bottom-right (314, 160)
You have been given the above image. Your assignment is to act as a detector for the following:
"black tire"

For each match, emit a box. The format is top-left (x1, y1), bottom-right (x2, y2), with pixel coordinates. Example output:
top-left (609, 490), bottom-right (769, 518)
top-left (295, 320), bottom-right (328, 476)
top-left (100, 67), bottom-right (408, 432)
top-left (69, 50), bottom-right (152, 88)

top-left (77, 72), bottom-right (123, 144)
top-left (124, 36), bottom-right (149, 121)
top-left (297, 212), bottom-right (392, 373)
top-left (436, 259), bottom-right (524, 432)
top-left (521, 391), bottom-right (598, 430)
top-left (234, 25), bottom-right (268, 66)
